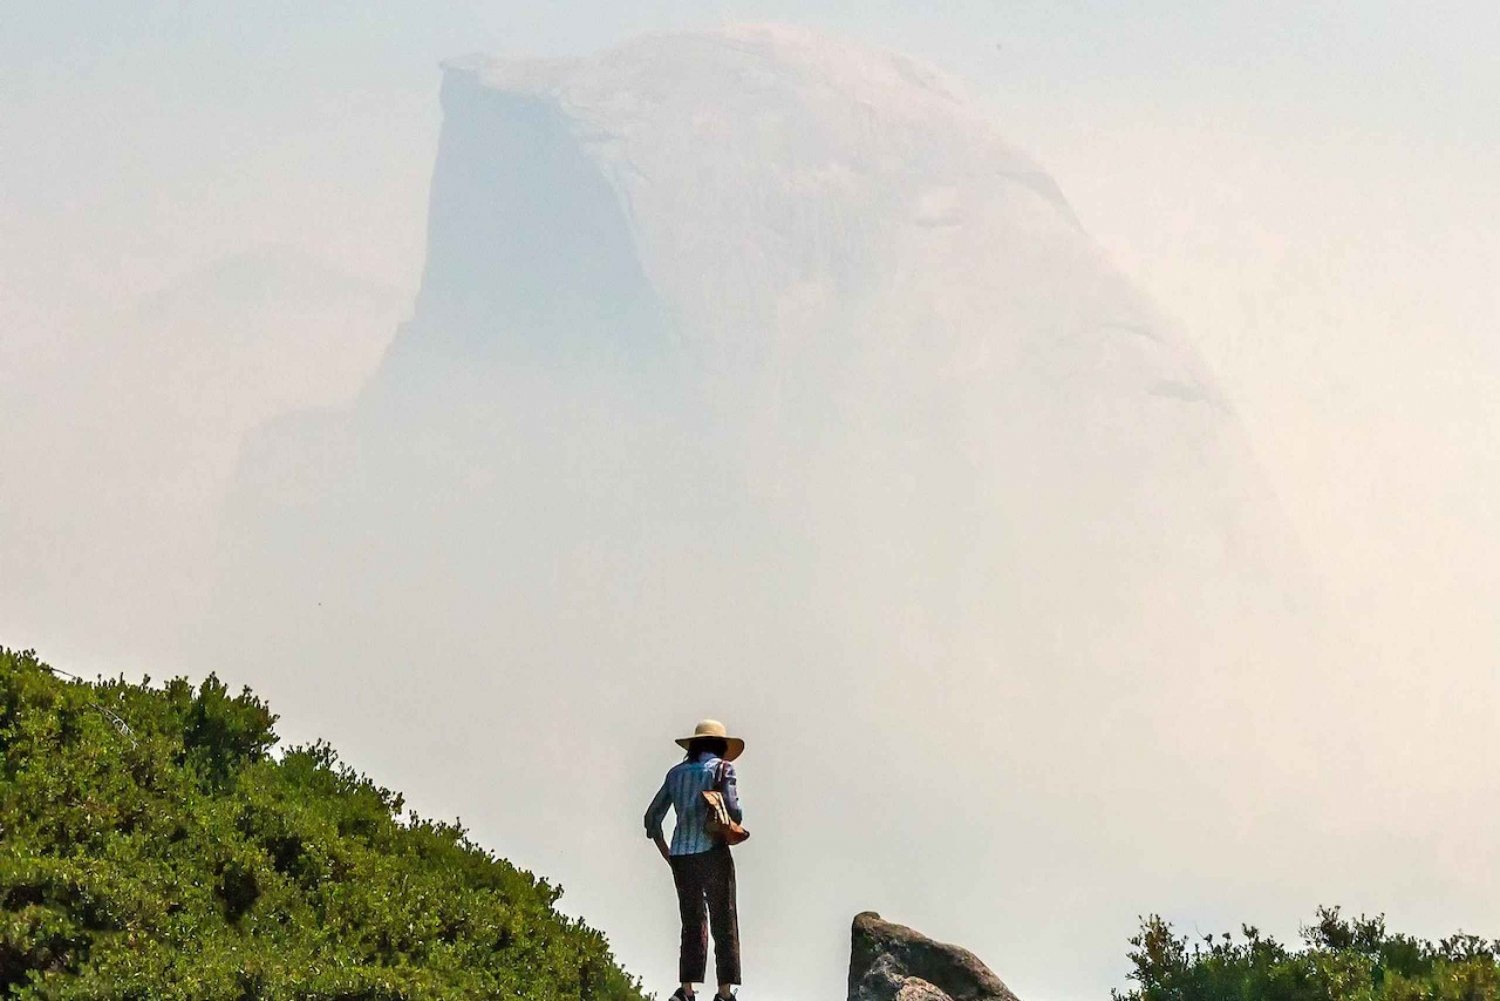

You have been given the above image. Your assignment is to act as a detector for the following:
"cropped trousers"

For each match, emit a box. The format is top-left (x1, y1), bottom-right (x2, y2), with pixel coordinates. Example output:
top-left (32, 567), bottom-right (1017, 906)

top-left (669, 843), bottom-right (740, 985)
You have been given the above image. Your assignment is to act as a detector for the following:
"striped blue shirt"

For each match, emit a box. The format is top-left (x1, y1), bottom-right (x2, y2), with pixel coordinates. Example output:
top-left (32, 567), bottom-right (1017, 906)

top-left (644, 752), bottom-right (744, 856)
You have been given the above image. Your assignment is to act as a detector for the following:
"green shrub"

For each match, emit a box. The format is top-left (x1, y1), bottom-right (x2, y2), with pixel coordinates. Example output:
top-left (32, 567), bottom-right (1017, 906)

top-left (0, 647), bottom-right (645, 1001)
top-left (1115, 907), bottom-right (1500, 1001)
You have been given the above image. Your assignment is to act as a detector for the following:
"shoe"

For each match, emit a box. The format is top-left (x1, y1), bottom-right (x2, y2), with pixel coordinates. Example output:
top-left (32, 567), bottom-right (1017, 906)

top-left (669, 990), bottom-right (695, 1001)
top-left (715, 991), bottom-right (736, 1001)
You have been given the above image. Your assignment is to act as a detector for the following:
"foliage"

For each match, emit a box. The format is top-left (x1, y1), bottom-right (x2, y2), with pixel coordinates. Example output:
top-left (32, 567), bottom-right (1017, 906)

top-left (0, 647), bottom-right (646, 1001)
top-left (1115, 907), bottom-right (1500, 1001)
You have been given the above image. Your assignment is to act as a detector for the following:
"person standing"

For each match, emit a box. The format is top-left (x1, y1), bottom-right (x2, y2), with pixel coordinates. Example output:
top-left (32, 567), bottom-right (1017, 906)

top-left (644, 719), bottom-right (745, 1001)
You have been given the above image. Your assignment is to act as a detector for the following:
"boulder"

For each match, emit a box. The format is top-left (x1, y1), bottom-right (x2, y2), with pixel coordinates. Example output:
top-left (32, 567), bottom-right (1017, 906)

top-left (849, 912), bottom-right (1019, 1001)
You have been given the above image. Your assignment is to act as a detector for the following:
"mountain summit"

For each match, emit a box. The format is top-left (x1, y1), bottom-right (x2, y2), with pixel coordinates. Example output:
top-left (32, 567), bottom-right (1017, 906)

top-left (349, 24), bottom-right (1304, 654)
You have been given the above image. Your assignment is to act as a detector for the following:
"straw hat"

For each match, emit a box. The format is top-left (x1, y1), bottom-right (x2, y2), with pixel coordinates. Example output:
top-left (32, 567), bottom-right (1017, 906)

top-left (675, 719), bottom-right (745, 761)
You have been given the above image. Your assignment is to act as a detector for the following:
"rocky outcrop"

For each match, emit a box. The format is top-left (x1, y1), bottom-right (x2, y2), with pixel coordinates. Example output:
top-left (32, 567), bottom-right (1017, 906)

top-left (849, 913), bottom-right (1019, 1001)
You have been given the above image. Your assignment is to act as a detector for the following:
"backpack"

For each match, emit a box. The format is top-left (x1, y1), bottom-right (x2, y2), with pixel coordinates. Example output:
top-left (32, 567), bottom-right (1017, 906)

top-left (701, 760), bottom-right (750, 846)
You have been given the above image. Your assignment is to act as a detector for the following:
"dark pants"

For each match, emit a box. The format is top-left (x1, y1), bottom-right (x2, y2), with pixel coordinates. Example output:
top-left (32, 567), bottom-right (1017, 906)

top-left (669, 844), bottom-right (740, 985)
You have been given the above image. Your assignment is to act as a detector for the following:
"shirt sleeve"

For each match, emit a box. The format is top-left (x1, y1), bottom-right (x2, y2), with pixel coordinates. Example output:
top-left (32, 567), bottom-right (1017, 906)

top-left (722, 762), bottom-right (743, 823)
top-left (644, 777), bottom-right (671, 839)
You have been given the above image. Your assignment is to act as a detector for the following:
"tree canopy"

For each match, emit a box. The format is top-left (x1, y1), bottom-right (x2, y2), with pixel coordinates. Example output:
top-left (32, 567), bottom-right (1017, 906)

top-left (0, 647), bottom-right (645, 1001)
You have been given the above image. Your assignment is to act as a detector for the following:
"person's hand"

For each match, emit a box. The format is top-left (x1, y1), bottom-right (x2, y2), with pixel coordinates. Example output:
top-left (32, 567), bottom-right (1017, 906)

top-left (654, 836), bottom-right (671, 862)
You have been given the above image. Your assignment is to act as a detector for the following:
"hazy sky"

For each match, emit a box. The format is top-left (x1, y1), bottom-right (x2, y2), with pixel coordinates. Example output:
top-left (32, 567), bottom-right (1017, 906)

top-left (6, 2), bottom-right (1496, 300)
top-left (6, 1), bottom-right (1497, 568)
top-left (3, 3), bottom-right (1499, 999)
top-left (6, 0), bottom-right (1495, 746)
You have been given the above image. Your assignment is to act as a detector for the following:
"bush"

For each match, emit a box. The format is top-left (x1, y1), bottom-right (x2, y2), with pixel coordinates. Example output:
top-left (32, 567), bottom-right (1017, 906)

top-left (1115, 907), bottom-right (1500, 1001)
top-left (0, 647), bottom-right (645, 1001)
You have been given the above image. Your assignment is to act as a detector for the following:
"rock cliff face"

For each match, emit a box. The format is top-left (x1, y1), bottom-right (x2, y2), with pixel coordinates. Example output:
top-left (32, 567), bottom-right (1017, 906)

top-left (850, 913), bottom-right (1019, 1001)
top-left (223, 23), bottom-right (1309, 683)
top-left (351, 24), bottom-right (1307, 657)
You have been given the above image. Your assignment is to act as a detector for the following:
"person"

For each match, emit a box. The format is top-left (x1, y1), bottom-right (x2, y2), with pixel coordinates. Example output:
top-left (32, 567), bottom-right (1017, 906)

top-left (644, 719), bottom-right (745, 1001)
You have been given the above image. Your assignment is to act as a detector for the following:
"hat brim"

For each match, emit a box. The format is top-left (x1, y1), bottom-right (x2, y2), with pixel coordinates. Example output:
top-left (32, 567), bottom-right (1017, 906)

top-left (675, 735), bottom-right (745, 761)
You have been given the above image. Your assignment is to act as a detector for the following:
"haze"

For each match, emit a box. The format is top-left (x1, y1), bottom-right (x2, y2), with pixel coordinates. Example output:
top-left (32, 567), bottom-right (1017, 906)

top-left (3, 5), bottom-right (1497, 1001)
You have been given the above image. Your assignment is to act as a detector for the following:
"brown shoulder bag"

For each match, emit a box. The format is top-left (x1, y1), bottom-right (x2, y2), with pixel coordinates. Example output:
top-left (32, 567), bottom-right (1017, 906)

top-left (702, 760), bottom-right (750, 846)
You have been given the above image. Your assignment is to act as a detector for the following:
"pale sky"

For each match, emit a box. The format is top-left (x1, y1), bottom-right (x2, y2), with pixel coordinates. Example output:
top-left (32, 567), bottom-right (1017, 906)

top-left (6, 2), bottom-right (1496, 301)
top-left (6, 0), bottom-right (1493, 733)
top-left (3, 4), bottom-right (1498, 999)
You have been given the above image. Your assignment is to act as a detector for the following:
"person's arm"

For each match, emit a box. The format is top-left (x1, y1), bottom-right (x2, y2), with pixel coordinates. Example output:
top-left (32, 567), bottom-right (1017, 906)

top-left (644, 778), bottom-right (672, 860)
top-left (722, 761), bottom-right (743, 824)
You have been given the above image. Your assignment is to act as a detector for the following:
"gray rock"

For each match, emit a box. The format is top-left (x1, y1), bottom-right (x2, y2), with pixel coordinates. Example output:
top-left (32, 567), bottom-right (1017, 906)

top-left (894, 978), bottom-right (953, 1001)
top-left (849, 912), bottom-right (1019, 1001)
